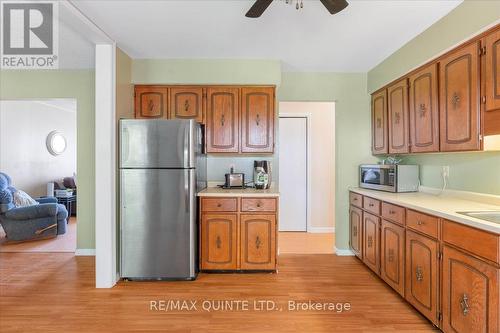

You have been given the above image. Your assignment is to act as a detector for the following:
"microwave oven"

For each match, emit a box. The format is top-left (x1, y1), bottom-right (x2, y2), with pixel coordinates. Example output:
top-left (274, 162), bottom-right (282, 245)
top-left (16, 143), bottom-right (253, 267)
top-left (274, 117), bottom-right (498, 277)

top-left (359, 164), bottom-right (419, 193)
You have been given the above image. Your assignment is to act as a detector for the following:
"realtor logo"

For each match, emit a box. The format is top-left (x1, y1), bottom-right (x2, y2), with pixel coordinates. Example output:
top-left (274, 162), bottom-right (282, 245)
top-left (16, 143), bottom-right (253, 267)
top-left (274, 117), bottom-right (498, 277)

top-left (1, 1), bottom-right (58, 69)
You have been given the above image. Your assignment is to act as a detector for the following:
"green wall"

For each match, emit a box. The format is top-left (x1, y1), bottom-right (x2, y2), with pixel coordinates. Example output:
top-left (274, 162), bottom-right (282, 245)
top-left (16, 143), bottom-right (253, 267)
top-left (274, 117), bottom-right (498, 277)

top-left (0, 70), bottom-right (95, 249)
top-left (278, 72), bottom-right (377, 250)
top-left (367, 1), bottom-right (500, 196)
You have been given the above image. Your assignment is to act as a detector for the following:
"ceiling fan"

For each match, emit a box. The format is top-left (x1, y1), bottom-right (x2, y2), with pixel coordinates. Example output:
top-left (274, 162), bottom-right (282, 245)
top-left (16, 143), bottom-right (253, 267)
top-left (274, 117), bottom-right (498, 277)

top-left (245, 0), bottom-right (348, 18)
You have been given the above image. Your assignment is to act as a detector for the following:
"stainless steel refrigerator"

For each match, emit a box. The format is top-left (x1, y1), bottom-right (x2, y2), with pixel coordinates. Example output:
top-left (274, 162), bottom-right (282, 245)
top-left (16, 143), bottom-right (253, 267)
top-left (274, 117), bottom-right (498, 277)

top-left (119, 119), bottom-right (206, 280)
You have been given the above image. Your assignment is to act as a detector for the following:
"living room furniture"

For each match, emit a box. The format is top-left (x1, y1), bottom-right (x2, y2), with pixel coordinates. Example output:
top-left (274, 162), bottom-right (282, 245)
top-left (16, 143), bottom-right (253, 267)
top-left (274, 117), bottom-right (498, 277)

top-left (0, 172), bottom-right (68, 242)
top-left (57, 195), bottom-right (76, 221)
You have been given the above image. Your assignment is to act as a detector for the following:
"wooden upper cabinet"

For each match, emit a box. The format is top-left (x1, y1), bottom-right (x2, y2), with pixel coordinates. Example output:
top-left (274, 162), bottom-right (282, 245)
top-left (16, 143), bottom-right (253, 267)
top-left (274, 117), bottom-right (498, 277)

top-left (380, 220), bottom-right (405, 297)
top-left (169, 87), bottom-right (204, 123)
top-left (349, 206), bottom-right (363, 259)
top-left (408, 63), bottom-right (440, 153)
top-left (405, 230), bottom-right (439, 326)
top-left (484, 27), bottom-right (500, 113)
top-left (439, 42), bottom-right (481, 152)
top-left (442, 245), bottom-right (499, 333)
top-left (388, 79), bottom-right (410, 154)
top-left (206, 87), bottom-right (240, 153)
top-left (134, 86), bottom-right (169, 119)
top-left (241, 87), bottom-right (275, 153)
top-left (200, 214), bottom-right (238, 270)
top-left (240, 214), bottom-right (276, 270)
top-left (372, 89), bottom-right (388, 154)
top-left (363, 212), bottom-right (380, 274)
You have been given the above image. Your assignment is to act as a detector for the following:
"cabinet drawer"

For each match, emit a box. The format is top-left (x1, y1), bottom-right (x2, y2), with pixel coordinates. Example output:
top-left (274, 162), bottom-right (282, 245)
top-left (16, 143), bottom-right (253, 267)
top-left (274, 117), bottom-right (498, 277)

top-left (201, 198), bottom-right (238, 212)
top-left (442, 220), bottom-right (500, 265)
top-left (363, 197), bottom-right (381, 215)
top-left (406, 210), bottom-right (439, 239)
top-left (349, 192), bottom-right (363, 208)
top-left (381, 202), bottom-right (405, 225)
top-left (241, 198), bottom-right (276, 212)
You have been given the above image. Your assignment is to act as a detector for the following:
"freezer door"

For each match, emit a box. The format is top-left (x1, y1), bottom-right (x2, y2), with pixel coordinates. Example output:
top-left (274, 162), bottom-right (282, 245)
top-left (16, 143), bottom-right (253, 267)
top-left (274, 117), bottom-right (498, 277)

top-left (120, 119), bottom-right (196, 168)
top-left (120, 169), bottom-right (196, 279)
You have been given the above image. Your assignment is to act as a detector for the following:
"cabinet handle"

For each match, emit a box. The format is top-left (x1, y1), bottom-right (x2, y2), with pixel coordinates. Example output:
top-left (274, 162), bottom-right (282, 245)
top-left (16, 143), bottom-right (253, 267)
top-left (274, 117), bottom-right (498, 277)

top-left (389, 210), bottom-right (395, 215)
top-left (419, 103), bottom-right (427, 118)
top-left (416, 266), bottom-right (423, 282)
top-left (184, 99), bottom-right (190, 112)
top-left (460, 293), bottom-right (470, 316)
top-left (256, 114), bottom-right (260, 126)
top-left (148, 100), bottom-right (154, 111)
top-left (367, 236), bottom-right (373, 248)
top-left (216, 236), bottom-right (222, 249)
top-left (256, 202), bottom-right (261, 208)
top-left (417, 220), bottom-right (424, 226)
top-left (217, 203), bottom-right (222, 208)
top-left (369, 203), bottom-right (374, 207)
top-left (353, 225), bottom-right (357, 237)
top-left (388, 248), bottom-right (394, 262)
top-left (221, 114), bottom-right (225, 126)
top-left (451, 92), bottom-right (461, 109)
top-left (255, 236), bottom-right (261, 249)
top-left (353, 198), bottom-right (358, 201)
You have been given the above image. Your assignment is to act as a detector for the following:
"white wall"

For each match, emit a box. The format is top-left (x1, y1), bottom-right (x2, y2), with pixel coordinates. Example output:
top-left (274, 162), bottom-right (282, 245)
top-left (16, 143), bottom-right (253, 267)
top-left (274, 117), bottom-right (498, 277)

top-left (0, 99), bottom-right (77, 197)
top-left (279, 102), bottom-right (335, 230)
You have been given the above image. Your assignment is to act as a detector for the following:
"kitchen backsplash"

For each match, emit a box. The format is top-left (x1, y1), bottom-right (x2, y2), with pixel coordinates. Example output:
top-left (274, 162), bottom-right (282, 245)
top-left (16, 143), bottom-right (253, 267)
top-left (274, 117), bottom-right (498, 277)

top-left (207, 155), bottom-right (276, 184)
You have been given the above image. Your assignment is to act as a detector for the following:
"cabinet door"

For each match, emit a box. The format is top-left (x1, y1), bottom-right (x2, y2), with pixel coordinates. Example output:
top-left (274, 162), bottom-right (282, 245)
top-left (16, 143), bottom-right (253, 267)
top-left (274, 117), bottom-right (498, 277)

top-left (240, 214), bottom-right (276, 270)
top-left (381, 220), bottom-right (405, 297)
top-left (134, 86), bottom-right (169, 119)
top-left (363, 212), bottom-right (380, 274)
top-left (349, 206), bottom-right (363, 259)
top-left (200, 214), bottom-right (238, 270)
top-left (405, 230), bottom-right (439, 326)
top-left (372, 89), bottom-right (388, 154)
top-left (170, 87), bottom-right (204, 123)
top-left (241, 87), bottom-right (275, 153)
top-left (484, 28), bottom-right (500, 113)
top-left (409, 63), bottom-right (440, 153)
top-left (388, 79), bottom-right (410, 154)
top-left (206, 87), bottom-right (240, 153)
top-left (442, 245), bottom-right (499, 333)
top-left (439, 42), bottom-right (480, 151)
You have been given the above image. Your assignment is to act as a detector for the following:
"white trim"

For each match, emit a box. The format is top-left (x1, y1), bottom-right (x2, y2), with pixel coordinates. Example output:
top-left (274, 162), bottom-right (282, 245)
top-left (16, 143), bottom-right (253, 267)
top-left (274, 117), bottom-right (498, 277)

top-left (278, 112), bottom-right (312, 232)
top-left (307, 227), bottom-right (335, 233)
top-left (95, 44), bottom-right (117, 288)
top-left (334, 247), bottom-right (355, 256)
top-left (75, 249), bottom-right (96, 256)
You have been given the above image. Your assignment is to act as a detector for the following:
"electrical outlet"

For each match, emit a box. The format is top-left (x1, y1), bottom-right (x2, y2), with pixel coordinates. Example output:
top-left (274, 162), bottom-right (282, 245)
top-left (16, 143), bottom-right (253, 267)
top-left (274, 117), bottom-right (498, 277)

top-left (442, 166), bottom-right (450, 178)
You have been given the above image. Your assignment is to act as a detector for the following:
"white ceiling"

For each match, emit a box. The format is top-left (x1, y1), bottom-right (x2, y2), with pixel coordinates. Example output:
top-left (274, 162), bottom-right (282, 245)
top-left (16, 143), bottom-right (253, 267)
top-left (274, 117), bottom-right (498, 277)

top-left (72, 0), bottom-right (462, 72)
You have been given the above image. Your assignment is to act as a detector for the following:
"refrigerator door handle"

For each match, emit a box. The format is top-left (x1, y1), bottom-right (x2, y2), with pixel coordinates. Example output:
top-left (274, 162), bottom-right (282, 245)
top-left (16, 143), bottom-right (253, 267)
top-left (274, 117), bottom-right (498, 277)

top-left (185, 169), bottom-right (190, 213)
top-left (121, 126), bottom-right (130, 165)
top-left (183, 125), bottom-right (190, 168)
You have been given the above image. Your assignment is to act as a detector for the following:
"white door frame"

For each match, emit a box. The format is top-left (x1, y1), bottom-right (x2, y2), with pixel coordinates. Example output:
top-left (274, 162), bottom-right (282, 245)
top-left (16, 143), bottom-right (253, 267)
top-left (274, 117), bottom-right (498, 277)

top-left (278, 112), bottom-right (312, 232)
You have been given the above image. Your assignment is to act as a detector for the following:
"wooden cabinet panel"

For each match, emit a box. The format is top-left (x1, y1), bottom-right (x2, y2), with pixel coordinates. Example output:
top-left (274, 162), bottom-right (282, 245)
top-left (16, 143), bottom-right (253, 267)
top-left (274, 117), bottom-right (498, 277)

top-left (381, 202), bottom-right (405, 226)
top-left (241, 198), bottom-right (277, 212)
top-left (206, 87), bottom-right (240, 153)
top-left (372, 90), bottom-right (389, 154)
top-left (381, 220), bottom-right (405, 297)
top-left (134, 86), bottom-right (169, 119)
top-left (350, 206), bottom-right (363, 259)
top-left (439, 42), bottom-right (481, 152)
top-left (363, 196), bottom-right (381, 216)
top-left (170, 87), bottom-right (204, 123)
top-left (406, 209), bottom-right (439, 239)
top-left (241, 87), bottom-right (275, 153)
top-left (363, 212), bottom-right (380, 274)
top-left (349, 192), bottom-right (363, 208)
top-left (484, 28), bottom-right (500, 113)
top-left (405, 230), bottom-right (439, 326)
top-left (388, 79), bottom-right (410, 154)
top-left (240, 214), bottom-right (276, 270)
top-left (201, 214), bottom-right (238, 270)
top-left (442, 245), bottom-right (499, 333)
top-left (409, 63), bottom-right (440, 153)
top-left (201, 198), bottom-right (238, 212)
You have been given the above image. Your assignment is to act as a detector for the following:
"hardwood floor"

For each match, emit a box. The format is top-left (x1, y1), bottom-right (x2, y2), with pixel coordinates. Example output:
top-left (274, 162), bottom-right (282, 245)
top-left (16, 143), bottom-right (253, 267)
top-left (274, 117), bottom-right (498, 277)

top-left (0, 253), bottom-right (437, 332)
top-left (278, 232), bottom-right (335, 254)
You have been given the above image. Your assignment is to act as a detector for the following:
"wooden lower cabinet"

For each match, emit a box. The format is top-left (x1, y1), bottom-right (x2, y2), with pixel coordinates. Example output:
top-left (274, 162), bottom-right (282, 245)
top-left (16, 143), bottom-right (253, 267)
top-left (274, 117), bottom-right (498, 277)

top-left (381, 220), bottom-right (405, 296)
top-left (200, 197), bottom-right (277, 271)
top-left (442, 246), bottom-right (499, 333)
top-left (349, 206), bottom-right (363, 259)
top-left (240, 215), bottom-right (276, 270)
top-left (363, 212), bottom-right (380, 274)
top-left (200, 213), bottom-right (238, 270)
top-left (405, 230), bottom-right (439, 326)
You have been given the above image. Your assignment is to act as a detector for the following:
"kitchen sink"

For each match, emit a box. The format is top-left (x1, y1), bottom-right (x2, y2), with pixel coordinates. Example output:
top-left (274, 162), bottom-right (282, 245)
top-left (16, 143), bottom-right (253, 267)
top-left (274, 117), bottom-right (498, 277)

top-left (457, 211), bottom-right (500, 224)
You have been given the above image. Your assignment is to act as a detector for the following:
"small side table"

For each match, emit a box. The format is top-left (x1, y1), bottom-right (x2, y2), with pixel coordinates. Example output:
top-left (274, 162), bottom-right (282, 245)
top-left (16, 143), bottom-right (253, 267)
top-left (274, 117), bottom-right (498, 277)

top-left (57, 195), bottom-right (77, 223)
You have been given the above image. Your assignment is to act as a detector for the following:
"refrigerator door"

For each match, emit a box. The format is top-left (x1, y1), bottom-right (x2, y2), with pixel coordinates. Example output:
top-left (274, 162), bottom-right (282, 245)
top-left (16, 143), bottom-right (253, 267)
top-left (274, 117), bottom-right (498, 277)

top-left (120, 119), bottom-right (196, 168)
top-left (120, 168), bottom-right (196, 279)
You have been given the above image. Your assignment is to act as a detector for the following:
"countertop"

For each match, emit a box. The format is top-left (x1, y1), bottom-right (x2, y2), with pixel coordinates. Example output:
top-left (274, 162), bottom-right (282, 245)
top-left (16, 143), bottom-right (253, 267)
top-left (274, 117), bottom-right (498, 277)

top-left (350, 187), bottom-right (500, 234)
top-left (197, 186), bottom-right (280, 197)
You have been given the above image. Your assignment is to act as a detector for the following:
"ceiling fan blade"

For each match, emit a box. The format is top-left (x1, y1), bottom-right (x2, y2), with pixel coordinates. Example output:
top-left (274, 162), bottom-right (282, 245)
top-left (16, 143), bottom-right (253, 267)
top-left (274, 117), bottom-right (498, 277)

top-left (245, 0), bottom-right (273, 18)
top-left (320, 0), bottom-right (348, 15)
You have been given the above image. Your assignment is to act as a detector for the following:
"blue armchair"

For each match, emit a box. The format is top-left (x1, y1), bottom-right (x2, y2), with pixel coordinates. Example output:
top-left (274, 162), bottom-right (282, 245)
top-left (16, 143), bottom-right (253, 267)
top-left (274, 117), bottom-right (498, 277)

top-left (0, 172), bottom-right (68, 242)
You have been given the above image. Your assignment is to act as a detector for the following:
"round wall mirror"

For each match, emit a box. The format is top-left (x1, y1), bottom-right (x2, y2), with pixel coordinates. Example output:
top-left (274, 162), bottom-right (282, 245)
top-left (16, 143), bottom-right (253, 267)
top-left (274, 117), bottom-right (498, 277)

top-left (46, 131), bottom-right (67, 156)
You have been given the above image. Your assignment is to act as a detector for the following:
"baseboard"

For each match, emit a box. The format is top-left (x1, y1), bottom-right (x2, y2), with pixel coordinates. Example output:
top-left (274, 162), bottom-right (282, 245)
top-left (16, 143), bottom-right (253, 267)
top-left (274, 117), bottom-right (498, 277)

top-left (307, 227), bottom-right (335, 233)
top-left (334, 247), bottom-right (355, 256)
top-left (75, 248), bottom-right (96, 256)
